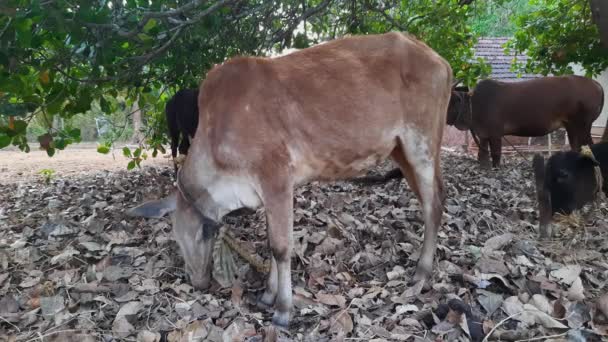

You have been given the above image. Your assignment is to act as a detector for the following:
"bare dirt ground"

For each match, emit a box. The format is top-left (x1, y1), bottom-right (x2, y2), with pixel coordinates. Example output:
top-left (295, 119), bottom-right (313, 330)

top-left (0, 143), bottom-right (173, 184)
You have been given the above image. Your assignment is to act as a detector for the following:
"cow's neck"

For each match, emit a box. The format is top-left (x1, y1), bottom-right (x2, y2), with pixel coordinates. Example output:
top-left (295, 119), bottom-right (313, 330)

top-left (182, 152), bottom-right (263, 222)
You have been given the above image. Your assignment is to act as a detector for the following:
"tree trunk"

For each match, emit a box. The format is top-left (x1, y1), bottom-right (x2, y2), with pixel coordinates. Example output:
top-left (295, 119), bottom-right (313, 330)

top-left (131, 98), bottom-right (145, 144)
top-left (591, 0), bottom-right (608, 48)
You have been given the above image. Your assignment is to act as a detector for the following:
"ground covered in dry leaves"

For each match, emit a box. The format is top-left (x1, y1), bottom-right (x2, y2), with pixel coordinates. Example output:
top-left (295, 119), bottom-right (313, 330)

top-left (1, 151), bottom-right (608, 342)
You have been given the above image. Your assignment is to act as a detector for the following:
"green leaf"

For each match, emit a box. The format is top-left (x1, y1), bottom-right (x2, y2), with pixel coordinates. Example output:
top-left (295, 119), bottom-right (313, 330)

top-left (72, 92), bottom-right (93, 114)
top-left (54, 138), bottom-right (67, 150)
top-left (137, 33), bottom-right (153, 42)
top-left (127, 160), bottom-right (136, 170)
top-left (143, 18), bottom-right (157, 33)
top-left (46, 147), bottom-right (55, 157)
top-left (0, 134), bottom-right (10, 149)
top-left (0, 102), bottom-right (36, 117)
top-left (100, 96), bottom-right (111, 114)
top-left (13, 120), bottom-right (27, 134)
top-left (133, 147), bottom-right (142, 158)
top-left (68, 128), bottom-right (81, 141)
top-left (122, 146), bottom-right (132, 158)
top-left (97, 145), bottom-right (110, 154)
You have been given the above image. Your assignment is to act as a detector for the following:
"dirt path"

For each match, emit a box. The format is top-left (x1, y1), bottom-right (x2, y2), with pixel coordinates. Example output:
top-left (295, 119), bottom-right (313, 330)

top-left (0, 142), bottom-right (173, 184)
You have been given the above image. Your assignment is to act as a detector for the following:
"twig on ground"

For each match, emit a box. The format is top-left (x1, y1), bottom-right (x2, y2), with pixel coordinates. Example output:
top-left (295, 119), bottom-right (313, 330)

top-left (0, 315), bottom-right (21, 332)
top-left (482, 310), bottom-right (532, 342)
top-left (514, 331), bottom-right (569, 342)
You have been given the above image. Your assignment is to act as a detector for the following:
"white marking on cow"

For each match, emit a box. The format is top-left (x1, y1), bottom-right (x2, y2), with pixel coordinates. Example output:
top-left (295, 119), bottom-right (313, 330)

top-left (189, 150), bottom-right (262, 220)
top-left (171, 214), bottom-right (197, 266)
top-left (401, 126), bottom-right (435, 217)
top-left (206, 176), bottom-right (262, 218)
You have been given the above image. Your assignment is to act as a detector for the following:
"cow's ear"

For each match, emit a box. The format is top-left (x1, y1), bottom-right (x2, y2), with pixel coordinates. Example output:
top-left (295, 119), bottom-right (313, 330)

top-left (579, 155), bottom-right (600, 166)
top-left (126, 192), bottom-right (177, 218)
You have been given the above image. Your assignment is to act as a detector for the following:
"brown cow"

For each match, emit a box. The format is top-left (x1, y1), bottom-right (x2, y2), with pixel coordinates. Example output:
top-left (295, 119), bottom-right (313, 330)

top-left (447, 76), bottom-right (604, 168)
top-left (127, 32), bottom-right (452, 328)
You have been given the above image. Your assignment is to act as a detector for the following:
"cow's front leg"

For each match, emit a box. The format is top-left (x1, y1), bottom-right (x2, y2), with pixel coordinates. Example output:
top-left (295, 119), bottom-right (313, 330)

top-left (477, 137), bottom-right (491, 169)
top-left (260, 178), bottom-right (294, 329)
top-left (258, 257), bottom-right (278, 307)
top-left (489, 137), bottom-right (502, 168)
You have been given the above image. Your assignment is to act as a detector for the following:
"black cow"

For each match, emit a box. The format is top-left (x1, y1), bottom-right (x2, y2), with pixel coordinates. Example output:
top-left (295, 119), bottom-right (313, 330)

top-left (165, 89), bottom-right (199, 167)
top-left (533, 142), bottom-right (608, 238)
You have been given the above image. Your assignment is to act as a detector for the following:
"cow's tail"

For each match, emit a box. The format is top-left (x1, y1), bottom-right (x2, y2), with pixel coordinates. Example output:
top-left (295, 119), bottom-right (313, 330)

top-left (165, 97), bottom-right (180, 160)
top-left (469, 129), bottom-right (481, 149)
top-left (350, 168), bottom-right (404, 185)
top-left (594, 80), bottom-right (608, 143)
top-left (533, 154), bottom-right (553, 238)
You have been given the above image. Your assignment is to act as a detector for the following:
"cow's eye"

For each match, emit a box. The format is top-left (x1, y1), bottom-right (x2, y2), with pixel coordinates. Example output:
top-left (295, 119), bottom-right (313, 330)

top-left (556, 170), bottom-right (570, 183)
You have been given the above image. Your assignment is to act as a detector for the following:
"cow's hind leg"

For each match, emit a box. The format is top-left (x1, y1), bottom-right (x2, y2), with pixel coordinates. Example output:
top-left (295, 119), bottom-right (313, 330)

top-left (489, 137), bottom-right (502, 168)
top-left (259, 176), bottom-right (294, 328)
top-left (581, 122), bottom-right (594, 147)
top-left (564, 122), bottom-right (593, 151)
top-left (391, 136), bottom-right (444, 282)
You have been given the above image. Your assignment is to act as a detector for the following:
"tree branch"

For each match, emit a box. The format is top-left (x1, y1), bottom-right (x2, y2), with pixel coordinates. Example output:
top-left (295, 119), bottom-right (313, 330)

top-left (0, 17), bottom-right (12, 39)
top-left (168, 0), bottom-right (236, 25)
top-left (131, 26), bottom-right (184, 64)
top-left (78, 0), bottom-right (235, 39)
top-left (55, 0), bottom-right (237, 84)
top-left (268, 0), bottom-right (333, 47)
top-left (143, 0), bottom-right (206, 19)
top-left (363, 1), bottom-right (435, 32)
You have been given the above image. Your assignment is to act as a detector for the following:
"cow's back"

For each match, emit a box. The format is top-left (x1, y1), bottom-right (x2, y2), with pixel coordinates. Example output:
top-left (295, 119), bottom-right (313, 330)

top-left (194, 32), bottom-right (451, 181)
top-left (473, 76), bottom-right (603, 136)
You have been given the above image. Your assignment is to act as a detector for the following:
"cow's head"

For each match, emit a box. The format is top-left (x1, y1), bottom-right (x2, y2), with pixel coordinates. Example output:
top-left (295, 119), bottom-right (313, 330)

top-left (534, 147), bottom-right (601, 237)
top-left (547, 149), bottom-right (599, 208)
top-left (446, 86), bottom-right (472, 131)
top-left (126, 171), bottom-right (221, 290)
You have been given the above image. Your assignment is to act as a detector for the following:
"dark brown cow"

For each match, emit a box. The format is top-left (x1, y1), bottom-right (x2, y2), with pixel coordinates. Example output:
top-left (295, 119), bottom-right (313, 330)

top-left (127, 32), bottom-right (452, 328)
top-left (448, 76), bottom-right (604, 168)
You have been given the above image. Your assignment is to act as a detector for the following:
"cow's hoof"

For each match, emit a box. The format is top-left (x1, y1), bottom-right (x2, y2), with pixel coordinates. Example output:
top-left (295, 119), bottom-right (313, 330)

top-left (257, 293), bottom-right (275, 310)
top-left (413, 265), bottom-right (431, 283)
top-left (272, 311), bottom-right (290, 330)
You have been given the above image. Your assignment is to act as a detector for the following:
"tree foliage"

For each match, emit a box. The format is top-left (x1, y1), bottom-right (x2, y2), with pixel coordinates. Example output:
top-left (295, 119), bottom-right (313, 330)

top-left (507, 0), bottom-right (608, 77)
top-left (467, 0), bottom-right (534, 37)
top-left (1, 0), bottom-right (488, 157)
